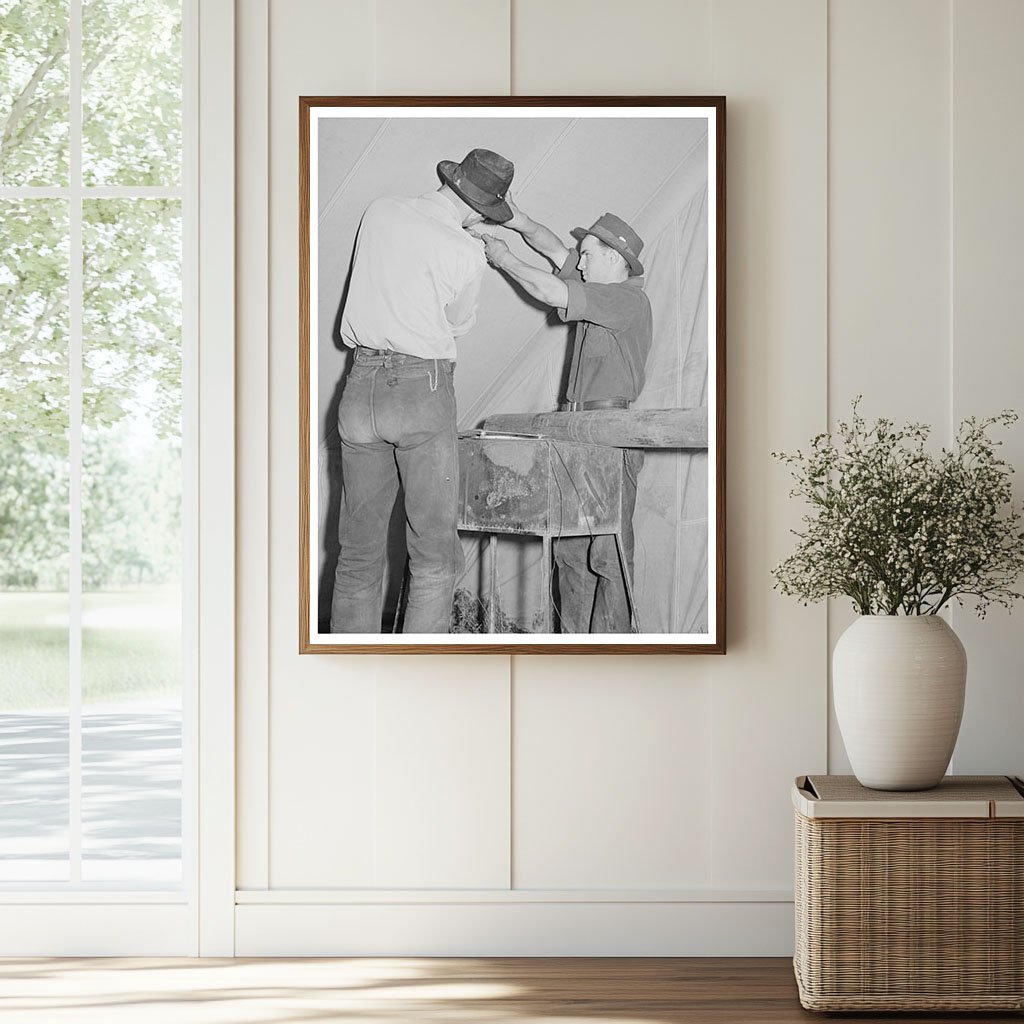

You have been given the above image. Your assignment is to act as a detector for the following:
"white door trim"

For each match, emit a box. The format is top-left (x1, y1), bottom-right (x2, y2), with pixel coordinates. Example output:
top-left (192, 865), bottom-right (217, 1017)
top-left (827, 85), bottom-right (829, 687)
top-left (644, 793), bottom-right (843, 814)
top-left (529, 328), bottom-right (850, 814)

top-left (197, 0), bottom-right (237, 957)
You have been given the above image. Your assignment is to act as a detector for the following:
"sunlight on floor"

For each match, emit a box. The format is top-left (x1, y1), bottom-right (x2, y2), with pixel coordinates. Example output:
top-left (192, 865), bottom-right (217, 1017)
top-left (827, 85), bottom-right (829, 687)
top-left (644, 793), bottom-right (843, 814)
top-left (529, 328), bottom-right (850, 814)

top-left (0, 957), bottom-right (674, 1024)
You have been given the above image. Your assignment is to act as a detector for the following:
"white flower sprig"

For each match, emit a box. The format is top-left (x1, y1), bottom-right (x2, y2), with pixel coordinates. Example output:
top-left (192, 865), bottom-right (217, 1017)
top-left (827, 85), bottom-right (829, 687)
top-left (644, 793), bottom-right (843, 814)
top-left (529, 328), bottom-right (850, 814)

top-left (772, 400), bottom-right (1024, 616)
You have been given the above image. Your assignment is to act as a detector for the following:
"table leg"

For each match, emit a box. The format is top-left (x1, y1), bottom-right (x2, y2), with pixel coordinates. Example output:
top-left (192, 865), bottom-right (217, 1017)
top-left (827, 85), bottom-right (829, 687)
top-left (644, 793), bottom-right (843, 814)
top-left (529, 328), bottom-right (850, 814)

top-left (613, 531), bottom-right (639, 633)
top-left (488, 534), bottom-right (498, 633)
top-left (541, 535), bottom-right (552, 633)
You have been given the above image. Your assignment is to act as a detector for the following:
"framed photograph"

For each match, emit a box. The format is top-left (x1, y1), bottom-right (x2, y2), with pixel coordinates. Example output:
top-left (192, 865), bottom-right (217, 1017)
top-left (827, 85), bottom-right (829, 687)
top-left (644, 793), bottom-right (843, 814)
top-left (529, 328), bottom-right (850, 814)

top-left (300, 96), bottom-right (725, 654)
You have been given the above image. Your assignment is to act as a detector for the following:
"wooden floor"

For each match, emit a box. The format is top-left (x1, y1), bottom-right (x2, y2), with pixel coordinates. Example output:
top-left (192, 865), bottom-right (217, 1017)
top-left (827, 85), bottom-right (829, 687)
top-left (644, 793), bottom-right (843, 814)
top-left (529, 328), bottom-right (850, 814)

top-left (0, 957), bottom-right (1020, 1023)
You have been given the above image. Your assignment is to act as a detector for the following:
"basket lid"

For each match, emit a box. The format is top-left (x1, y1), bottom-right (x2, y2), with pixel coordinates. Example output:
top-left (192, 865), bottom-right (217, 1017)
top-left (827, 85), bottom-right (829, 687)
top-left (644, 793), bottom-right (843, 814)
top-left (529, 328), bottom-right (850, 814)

top-left (793, 775), bottom-right (1024, 819)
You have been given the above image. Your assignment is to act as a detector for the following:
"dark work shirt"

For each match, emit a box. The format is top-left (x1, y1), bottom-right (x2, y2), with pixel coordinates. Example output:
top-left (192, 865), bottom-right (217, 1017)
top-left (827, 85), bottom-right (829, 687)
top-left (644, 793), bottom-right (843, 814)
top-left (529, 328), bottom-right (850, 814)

top-left (556, 251), bottom-right (653, 403)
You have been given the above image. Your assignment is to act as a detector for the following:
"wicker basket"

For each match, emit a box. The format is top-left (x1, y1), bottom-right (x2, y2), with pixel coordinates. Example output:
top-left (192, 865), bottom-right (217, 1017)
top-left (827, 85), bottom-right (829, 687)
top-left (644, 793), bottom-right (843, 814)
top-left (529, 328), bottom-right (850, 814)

top-left (793, 775), bottom-right (1024, 1012)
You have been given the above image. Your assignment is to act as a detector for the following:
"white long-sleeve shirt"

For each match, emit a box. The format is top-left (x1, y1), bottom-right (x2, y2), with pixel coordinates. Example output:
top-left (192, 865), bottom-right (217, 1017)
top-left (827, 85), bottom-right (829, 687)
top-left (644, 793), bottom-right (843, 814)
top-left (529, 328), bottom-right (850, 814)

top-left (339, 190), bottom-right (486, 360)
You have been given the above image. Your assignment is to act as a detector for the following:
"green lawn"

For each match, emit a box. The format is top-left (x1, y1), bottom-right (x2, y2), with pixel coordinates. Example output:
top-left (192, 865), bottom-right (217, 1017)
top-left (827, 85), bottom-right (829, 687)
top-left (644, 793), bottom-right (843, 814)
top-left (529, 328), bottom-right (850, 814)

top-left (0, 589), bottom-right (181, 710)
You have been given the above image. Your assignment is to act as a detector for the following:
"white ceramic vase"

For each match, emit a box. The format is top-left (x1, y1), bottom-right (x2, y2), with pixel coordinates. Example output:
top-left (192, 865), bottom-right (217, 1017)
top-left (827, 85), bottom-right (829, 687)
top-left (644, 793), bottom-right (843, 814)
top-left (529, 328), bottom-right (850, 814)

top-left (833, 615), bottom-right (967, 791)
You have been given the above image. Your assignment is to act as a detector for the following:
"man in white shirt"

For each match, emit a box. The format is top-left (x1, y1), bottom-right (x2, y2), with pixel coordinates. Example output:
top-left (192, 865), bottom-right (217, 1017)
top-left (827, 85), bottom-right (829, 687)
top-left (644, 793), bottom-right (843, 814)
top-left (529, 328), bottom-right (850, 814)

top-left (330, 148), bottom-right (515, 634)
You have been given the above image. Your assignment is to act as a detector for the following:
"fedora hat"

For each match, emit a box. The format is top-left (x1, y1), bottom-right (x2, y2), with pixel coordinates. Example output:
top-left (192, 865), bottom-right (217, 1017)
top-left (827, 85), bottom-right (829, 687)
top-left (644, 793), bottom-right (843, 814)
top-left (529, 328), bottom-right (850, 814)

top-left (437, 148), bottom-right (514, 223)
top-left (571, 212), bottom-right (645, 276)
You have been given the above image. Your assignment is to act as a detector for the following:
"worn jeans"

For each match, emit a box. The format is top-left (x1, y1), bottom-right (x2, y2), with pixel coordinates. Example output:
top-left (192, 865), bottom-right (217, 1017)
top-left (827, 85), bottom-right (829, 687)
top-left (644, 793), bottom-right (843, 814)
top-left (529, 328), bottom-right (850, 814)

top-left (554, 448), bottom-right (644, 633)
top-left (330, 348), bottom-right (464, 634)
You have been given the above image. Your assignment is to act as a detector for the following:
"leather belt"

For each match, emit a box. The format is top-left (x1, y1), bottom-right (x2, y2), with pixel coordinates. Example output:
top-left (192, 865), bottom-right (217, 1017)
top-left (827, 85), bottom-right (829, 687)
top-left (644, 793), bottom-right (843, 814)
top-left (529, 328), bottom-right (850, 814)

top-left (354, 346), bottom-right (452, 367)
top-left (564, 397), bottom-right (631, 411)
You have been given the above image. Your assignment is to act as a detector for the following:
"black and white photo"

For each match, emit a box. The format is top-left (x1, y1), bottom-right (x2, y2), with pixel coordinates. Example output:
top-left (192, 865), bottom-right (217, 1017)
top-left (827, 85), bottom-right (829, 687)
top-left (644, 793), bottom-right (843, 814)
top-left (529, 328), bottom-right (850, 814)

top-left (299, 98), bottom-right (725, 653)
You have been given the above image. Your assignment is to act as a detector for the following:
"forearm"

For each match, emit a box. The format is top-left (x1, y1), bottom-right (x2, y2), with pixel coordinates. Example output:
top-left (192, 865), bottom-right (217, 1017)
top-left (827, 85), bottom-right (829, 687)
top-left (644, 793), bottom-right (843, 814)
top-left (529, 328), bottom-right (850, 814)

top-left (518, 215), bottom-right (567, 259)
top-left (493, 252), bottom-right (569, 309)
top-left (503, 206), bottom-right (571, 267)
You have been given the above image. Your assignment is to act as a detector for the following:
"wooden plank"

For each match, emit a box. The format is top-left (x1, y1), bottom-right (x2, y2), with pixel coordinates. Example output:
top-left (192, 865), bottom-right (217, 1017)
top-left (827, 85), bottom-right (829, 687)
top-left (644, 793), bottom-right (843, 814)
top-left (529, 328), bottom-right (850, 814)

top-left (482, 408), bottom-right (708, 448)
top-left (0, 956), bottom-right (823, 1021)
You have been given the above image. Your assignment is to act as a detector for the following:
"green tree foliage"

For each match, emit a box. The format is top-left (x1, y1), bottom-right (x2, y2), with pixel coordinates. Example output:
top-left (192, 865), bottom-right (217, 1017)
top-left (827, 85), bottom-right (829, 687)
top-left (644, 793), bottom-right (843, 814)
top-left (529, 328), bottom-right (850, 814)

top-left (82, 0), bottom-right (181, 186)
top-left (84, 198), bottom-right (182, 439)
top-left (0, 198), bottom-right (68, 446)
top-left (83, 427), bottom-right (181, 589)
top-left (0, 440), bottom-right (68, 587)
top-left (0, 198), bottom-right (70, 587)
top-left (0, 0), bottom-right (182, 590)
top-left (0, 0), bottom-right (69, 186)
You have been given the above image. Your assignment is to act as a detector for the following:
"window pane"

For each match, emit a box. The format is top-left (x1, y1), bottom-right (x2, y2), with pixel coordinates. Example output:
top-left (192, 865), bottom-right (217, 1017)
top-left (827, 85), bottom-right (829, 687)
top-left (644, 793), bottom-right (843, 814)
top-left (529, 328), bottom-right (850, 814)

top-left (82, 0), bottom-right (181, 187)
top-left (0, 0), bottom-right (70, 186)
top-left (0, 199), bottom-right (70, 880)
top-left (82, 682), bottom-right (181, 883)
top-left (81, 198), bottom-right (181, 883)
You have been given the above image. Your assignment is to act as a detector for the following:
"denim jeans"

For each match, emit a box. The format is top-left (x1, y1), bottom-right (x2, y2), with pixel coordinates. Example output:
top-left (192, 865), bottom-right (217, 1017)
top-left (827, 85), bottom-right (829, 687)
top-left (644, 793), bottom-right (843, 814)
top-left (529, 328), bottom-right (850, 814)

top-left (554, 448), bottom-right (644, 633)
top-left (330, 348), bottom-right (464, 634)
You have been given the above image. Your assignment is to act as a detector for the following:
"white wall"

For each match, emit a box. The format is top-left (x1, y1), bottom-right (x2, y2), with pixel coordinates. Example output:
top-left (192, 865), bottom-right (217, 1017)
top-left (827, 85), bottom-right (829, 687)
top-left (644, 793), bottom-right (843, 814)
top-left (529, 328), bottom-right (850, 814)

top-left (234, 0), bottom-right (1024, 955)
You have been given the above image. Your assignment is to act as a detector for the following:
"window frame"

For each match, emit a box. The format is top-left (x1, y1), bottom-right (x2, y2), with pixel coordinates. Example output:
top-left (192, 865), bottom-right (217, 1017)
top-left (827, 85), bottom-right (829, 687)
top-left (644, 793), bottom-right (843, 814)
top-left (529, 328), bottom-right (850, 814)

top-left (0, 0), bottom-right (235, 956)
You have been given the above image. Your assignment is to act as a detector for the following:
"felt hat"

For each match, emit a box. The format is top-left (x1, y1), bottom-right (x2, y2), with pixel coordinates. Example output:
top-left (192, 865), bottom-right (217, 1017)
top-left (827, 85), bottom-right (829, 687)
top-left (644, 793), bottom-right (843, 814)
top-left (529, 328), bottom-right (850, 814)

top-left (437, 148), bottom-right (515, 223)
top-left (571, 212), bottom-right (645, 276)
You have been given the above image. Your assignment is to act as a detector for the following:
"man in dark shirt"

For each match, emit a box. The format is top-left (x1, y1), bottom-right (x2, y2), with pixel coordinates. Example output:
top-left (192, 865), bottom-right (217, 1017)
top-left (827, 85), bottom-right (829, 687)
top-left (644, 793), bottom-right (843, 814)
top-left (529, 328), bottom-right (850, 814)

top-left (475, 204), bottom-right (652, 633)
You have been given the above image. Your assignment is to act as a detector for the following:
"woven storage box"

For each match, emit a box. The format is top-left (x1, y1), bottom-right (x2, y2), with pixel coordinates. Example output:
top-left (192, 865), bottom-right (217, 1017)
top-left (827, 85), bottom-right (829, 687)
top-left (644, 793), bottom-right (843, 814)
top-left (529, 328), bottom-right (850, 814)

top-left (793, 775), bottom-right (1024, 1012)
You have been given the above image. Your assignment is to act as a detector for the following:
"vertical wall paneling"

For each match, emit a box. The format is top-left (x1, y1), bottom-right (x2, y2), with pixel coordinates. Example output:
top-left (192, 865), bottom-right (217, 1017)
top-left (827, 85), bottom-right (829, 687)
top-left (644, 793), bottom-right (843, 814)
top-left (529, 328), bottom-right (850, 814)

top-left (708, 0), bottom-right (828, 889)
top-left (266, 0), bottom-right (376, 887)
top-left (230, 0), bottom-right (1024, 955)
top-left (513, 657), bottom-right (713, 889)
top-left (270, 666), bottom-right (378, 886)
top-left (374, 659), bottom-right (511, 888)
top-left (827, 0), bottom-right (952, 773)
top-left (949, 0), bottom-right (1024, 777)
top-left (509, 0), bottom-right (719, 901)
top-left (265, 0), bottom-right (516, 892)
top-left (371, 2), bottom-right (515, 891)
top-left (375, 0), bottom-right (511, 95)
top-left (828, 0), bottom-right (951, 422)
top-left (512, 0), bottom-right (712, 95)
top-left (236, 0), bottom-right (271, 892)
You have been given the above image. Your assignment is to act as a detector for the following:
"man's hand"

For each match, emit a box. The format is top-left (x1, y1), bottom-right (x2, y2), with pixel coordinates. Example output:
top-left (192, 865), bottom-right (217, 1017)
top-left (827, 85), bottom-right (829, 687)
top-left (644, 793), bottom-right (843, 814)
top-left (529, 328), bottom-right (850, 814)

top-left (481, 193), bottom-right (529, 233)
top-left (475, 232), bottom-right (512, 268)
top-left (468, 228), bottom-right (569, 309)
top-left (501, 196), bottom-right (529, 233)
top-left (485, 198), bottom-right (569, 269)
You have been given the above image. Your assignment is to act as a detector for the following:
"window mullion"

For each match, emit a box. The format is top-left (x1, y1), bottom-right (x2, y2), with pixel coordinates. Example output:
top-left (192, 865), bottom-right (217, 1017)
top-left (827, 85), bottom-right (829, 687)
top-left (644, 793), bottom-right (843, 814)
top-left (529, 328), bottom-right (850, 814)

top-left (68, 0), bottom-right (84, 886)
top-left (0, 187), bottom-right (184, 200)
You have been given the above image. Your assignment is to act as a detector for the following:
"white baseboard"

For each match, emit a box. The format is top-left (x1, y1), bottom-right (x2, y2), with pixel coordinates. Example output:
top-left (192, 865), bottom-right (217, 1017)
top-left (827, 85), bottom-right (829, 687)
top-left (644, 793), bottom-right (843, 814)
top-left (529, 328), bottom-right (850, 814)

top-left (0, 904), bottom-right (195, 956)
top-left (235, 898), bottom-right (795, 956)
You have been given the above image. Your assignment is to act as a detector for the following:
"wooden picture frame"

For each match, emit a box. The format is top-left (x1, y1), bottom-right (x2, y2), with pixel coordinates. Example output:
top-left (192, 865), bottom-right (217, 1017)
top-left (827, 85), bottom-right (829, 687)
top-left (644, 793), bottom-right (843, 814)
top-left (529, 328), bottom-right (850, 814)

top-left (300, 96), bottom-right (725, 653)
